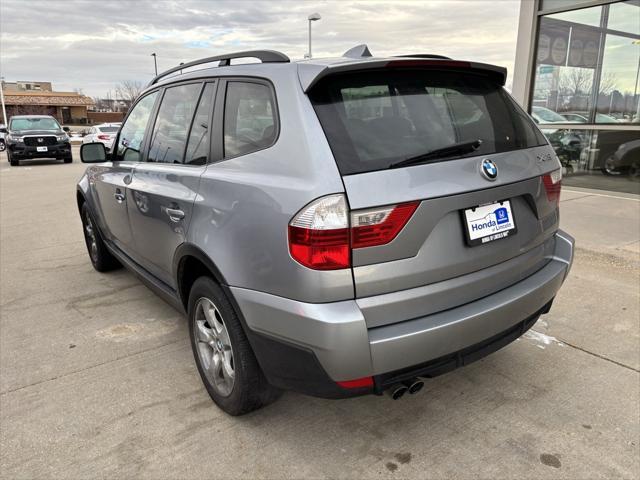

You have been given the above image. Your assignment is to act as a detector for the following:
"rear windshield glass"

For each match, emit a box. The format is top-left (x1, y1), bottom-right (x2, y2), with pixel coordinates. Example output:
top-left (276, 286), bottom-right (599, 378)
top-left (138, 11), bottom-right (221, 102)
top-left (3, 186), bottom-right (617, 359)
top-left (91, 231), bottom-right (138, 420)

top-left (98, 126), bottom-right (119, 133)
top-left (309, 70), bottom-right (547, 175)
top-left (10, 117), bottom-right (61, 131)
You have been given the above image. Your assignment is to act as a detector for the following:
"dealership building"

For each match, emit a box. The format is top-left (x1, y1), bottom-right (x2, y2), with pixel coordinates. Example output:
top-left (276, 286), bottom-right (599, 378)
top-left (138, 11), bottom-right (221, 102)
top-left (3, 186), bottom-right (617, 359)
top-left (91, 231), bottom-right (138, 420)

top-left (512, 0), bottom-right (639, 194)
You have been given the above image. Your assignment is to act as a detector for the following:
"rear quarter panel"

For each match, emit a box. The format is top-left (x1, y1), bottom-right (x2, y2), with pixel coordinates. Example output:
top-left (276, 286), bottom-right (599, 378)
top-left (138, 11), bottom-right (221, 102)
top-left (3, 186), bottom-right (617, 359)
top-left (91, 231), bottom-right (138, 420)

top-left (187, 68), bottom-right (353, 303)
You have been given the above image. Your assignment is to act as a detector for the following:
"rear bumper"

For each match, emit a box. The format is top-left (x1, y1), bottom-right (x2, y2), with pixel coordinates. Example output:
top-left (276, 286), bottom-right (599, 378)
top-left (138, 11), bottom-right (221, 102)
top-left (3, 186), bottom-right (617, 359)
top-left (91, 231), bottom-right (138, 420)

top-left (232, 230), bottom-right (574, 397)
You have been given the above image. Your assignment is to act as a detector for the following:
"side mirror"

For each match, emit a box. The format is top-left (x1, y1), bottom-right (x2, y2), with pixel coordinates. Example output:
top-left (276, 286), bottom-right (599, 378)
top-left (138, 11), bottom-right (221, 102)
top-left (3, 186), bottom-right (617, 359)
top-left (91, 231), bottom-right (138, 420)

top-left (0, 127), bottom-right (7, 133)
top-left (80, 142), bottom-right (107, 163)
top-left (63, 126), bottom-right (70, 132)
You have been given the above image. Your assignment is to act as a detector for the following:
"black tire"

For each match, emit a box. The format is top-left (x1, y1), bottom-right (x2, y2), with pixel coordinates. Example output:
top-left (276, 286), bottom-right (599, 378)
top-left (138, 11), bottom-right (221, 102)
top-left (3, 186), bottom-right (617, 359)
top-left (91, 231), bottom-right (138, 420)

top-left (8, 151), bottom-right (18, 166)
top-left (188, 276), bottom-right (281, 415)
top-left (80, 202), bottom-right (121, 272)
top-left (63, 154), bottom-right (73, 164)
top-left (601, 156), bottom-right (621, 176)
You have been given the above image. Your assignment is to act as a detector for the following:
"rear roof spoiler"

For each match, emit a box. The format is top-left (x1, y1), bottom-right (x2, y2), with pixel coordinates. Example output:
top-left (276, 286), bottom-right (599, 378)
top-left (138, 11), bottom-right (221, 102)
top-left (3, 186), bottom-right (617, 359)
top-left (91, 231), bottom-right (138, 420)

top-left (299, 58), bottom-right (507, 92)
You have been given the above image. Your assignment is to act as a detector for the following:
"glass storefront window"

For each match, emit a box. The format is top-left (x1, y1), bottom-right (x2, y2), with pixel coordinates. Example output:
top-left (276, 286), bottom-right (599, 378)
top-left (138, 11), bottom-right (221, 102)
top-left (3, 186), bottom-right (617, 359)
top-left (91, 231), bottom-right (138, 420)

top-left (597, 33), bottom-right (640, 123)
top-left (607, 1), bottom-right (640, 33)
top-left (540, 0), bottom-right (602, 13)
top-left (532, 1), bottom-right (639, 125)
top-left (544, 127), bottom-right (640, 194)
top-left (530, 1), bottom-right (640, 193)
top-left (547, 6), bottom-right (603, 27)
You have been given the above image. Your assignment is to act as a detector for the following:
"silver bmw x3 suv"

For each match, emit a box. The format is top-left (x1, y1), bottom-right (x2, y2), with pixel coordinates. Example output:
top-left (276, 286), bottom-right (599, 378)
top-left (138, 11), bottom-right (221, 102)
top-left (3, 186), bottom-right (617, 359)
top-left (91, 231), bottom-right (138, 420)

top-left (77, 46), bottom-right (574, 415)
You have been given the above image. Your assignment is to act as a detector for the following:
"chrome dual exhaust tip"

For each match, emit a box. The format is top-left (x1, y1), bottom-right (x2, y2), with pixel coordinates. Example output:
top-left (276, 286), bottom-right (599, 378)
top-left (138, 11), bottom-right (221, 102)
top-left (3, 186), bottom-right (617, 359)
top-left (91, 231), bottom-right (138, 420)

top-left (385, 378), bottom-right (424, 399)
top-left (386, 384), bottom-right (408, 400)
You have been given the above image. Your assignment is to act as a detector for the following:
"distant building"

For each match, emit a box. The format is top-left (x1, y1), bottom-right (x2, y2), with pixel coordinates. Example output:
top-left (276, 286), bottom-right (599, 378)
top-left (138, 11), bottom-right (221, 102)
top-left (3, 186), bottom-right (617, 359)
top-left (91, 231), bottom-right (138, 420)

top-left (1, 80), bottom-right (94, 125)
top-left (90, 97), bottom-right (132, 113)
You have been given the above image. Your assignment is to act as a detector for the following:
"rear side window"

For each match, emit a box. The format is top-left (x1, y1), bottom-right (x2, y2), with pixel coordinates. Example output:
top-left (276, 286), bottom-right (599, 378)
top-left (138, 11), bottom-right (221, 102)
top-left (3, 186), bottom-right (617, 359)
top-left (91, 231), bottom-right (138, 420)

top-left (309, 70), bottom-right (547, 175)
top-left (223, 81), bottom-right (277, 158)
top-left (116, 92), bottom-right (158, 162)
top-left (148, 83), bottom-right (202, 164)
top-left (185, 82), bottom-right (216, 165)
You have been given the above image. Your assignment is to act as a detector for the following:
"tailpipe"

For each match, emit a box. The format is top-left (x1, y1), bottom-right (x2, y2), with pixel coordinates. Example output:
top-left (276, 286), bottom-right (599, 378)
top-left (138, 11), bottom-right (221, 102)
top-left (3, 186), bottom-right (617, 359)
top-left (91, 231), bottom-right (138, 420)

top-left (404, 379), bottom-right (424, 395)
top-left (386, 384), bottom-right (408, 400)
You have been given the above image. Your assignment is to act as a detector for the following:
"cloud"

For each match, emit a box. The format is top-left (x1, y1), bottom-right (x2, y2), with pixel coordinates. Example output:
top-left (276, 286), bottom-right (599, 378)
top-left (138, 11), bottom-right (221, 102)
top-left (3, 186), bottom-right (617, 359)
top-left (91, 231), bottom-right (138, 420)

top-left (0, 0), bottom-right (521, 96)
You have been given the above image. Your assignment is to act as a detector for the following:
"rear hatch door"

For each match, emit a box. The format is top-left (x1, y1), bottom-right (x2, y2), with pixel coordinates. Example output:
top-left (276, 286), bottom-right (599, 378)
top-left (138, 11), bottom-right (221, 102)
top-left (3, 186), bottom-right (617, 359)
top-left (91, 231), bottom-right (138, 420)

top-left (308, 64), bottom-right (562, 327)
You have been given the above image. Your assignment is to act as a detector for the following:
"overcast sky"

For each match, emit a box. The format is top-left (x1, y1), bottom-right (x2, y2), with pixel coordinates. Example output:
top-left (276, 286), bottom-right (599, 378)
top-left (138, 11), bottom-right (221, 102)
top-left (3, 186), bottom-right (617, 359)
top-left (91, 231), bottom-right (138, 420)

top-left (0, 0), bottom-right (522, 98)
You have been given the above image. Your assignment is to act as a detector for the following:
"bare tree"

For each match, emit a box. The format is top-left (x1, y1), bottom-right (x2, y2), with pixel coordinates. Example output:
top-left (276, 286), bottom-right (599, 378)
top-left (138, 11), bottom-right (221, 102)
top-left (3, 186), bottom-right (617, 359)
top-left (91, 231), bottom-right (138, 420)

top-left (558, 68), bottom-right (594, 96)
top-left (598, 72), bottom-right (618, 95)
top-left (115, 80), bottom-right (144, 103)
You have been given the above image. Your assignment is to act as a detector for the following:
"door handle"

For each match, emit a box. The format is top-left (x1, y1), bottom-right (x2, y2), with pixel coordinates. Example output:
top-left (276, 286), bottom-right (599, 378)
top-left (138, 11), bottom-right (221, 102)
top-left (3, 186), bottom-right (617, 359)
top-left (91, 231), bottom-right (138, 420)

top-left (114, 190), bottom-right (125, 203)
top-left (165, 207), bottom-right (185, 222)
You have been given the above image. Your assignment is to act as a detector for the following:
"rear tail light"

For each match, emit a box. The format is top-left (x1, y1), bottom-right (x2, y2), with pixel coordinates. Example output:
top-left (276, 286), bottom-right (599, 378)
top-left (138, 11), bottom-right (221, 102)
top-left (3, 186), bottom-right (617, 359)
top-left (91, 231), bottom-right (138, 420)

top-left (288, 194), bottom-right (419, 270)
top-left (351, 202), bottom-right (419, 248)
top-left (97, 134), bottom-right (111, 140)
top-left (288, 194), bottom-right (350, 270)
top-left (543, 169), bottom-right (562, 203)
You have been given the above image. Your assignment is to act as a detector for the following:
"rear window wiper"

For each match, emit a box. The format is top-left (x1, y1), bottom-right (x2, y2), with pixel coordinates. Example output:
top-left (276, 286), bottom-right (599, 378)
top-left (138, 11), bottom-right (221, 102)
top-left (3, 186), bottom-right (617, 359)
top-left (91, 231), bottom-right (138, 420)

top-left (389, 139), bottom-right (483, 169)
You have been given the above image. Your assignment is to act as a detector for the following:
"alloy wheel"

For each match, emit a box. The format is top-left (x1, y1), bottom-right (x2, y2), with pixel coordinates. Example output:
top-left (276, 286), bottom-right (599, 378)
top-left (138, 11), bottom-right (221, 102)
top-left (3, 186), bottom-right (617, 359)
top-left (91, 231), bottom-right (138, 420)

top-left (83, 210), bottom-right (98, 262)
top-left (194, 297), bottom-right (235, 397)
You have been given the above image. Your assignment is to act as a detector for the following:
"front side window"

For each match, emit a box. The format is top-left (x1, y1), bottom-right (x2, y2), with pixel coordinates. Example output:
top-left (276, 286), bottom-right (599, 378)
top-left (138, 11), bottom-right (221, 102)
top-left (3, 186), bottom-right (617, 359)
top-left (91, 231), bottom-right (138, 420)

top-left (116, 92), bottom-right (158, 162)
top-left (309, 70), bottom-right (546, 175)
top-left (224, 81), bottom-right (277, 158)
top-left (148, 83), bottom-right (202, 164)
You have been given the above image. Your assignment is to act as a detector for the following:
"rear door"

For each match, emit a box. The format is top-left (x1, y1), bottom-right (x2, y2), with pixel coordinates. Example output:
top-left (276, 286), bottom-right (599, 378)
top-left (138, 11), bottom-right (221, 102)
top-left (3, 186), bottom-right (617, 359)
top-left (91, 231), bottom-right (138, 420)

top-left (309, 68), bottom-right (562, 322)
top-left (127, 81), bottom-right (216, 288)
top-left (92, 91), bottom-right (159, 254)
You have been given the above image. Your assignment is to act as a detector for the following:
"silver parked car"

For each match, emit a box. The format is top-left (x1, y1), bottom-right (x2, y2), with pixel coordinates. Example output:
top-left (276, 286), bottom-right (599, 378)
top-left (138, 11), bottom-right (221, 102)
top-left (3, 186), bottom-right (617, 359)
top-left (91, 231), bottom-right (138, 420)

top-left (77, 47), bottom-right (574, 415)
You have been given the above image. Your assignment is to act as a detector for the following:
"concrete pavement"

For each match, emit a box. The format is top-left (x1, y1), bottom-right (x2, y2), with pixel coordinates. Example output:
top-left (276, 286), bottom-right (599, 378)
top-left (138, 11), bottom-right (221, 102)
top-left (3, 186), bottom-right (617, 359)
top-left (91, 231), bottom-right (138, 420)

top-left (1, 149), bottom-right (638, 479)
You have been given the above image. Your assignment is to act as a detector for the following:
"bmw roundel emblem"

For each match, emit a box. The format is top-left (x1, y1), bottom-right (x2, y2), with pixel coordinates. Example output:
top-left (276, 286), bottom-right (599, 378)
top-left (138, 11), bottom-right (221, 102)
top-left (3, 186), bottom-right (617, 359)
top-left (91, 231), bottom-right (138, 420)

top-left (481, 158), bottom-right (498, 181)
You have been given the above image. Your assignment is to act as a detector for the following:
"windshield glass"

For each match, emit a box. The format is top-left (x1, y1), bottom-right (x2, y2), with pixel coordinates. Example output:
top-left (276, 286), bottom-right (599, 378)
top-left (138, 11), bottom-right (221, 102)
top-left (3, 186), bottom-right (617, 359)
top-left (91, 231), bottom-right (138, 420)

top-left (309, 70), bottom-right (547, 175)
top-left (98, 127), bottom-right (119, 133)
top-left (10, 117), bottom-right (61, 131)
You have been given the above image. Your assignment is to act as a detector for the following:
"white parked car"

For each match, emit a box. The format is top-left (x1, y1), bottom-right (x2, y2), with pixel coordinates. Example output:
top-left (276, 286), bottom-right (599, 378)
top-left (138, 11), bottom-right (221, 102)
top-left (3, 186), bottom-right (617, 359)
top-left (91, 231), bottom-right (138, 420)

top-left (82, 123), bottom-right (120, 149)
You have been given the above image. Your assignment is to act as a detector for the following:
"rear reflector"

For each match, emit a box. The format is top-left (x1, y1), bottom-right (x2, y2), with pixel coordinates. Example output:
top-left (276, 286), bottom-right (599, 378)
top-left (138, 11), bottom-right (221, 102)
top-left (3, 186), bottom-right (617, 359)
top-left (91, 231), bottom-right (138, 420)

top-left (542, 169), bottom-right (562, 203)
top-left (336, 376), bottom-right (374, 389)
top-left (351, 202), bottom-right (419, 249)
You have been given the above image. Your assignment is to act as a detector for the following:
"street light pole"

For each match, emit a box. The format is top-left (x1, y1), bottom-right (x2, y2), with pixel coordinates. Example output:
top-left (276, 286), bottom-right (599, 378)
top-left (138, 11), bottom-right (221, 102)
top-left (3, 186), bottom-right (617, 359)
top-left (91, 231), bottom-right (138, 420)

top-left (151, 53), bottom-right (158, 76)
top-left (307, 13), bottom-right (321, 59)
top-left (0, 77), bottom-right (7, 125)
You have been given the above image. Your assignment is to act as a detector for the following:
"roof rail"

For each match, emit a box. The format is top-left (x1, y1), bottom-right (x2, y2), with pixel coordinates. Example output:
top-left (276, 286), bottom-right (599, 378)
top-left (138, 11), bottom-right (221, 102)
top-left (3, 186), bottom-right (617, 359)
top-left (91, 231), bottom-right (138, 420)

top-left (343, 44), bottom-right (373, 59)
top-left (148, 50), bottom-right (290, 86)
top-left (394, 54), bottom-right (452, 60)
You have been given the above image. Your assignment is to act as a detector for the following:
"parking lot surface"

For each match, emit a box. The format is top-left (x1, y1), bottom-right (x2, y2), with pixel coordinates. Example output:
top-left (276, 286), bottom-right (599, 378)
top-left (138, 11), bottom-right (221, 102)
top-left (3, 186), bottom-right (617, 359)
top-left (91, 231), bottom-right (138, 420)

top-left (1, 148), bottom-right (639, 479)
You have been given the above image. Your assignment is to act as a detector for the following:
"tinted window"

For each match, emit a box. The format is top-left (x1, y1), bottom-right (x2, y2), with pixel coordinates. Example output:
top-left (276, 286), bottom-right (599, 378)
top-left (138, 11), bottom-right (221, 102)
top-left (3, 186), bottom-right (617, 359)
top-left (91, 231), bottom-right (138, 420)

top-left (148, 83), bottom-right (202, 164)
top-left (309, 71), bottom-right (547, 175)
top-left (98, 126), bottom-right (119, 133)
top-left (116, 92), bottom-right (158, 162)
top-left (185, 83), bottom-right (215, 165)
top-left (224, 82), bottom-right (277, 158)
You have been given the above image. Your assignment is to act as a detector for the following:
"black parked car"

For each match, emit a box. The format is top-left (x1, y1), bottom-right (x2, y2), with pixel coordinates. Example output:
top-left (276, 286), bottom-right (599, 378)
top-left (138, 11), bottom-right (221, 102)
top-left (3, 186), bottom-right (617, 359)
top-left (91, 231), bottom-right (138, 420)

top-left (0, 115), bottom-right (72, 166)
